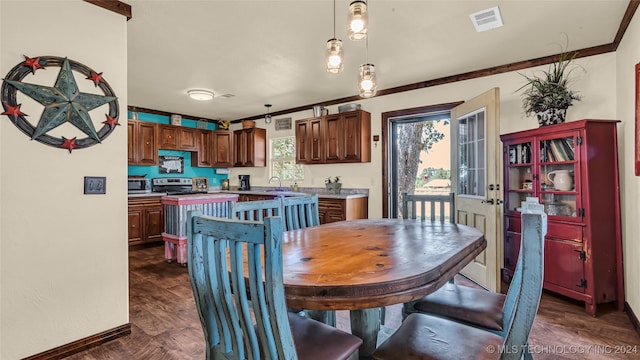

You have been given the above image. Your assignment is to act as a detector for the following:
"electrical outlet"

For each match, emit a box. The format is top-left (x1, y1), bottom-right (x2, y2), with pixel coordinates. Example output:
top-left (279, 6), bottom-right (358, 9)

top-left (84, 176), bottom-right (106, 194)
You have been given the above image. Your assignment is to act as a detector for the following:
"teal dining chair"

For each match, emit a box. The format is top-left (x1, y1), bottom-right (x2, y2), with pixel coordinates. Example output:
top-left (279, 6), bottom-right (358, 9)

top-left (187, 212), bottom-right (362, 360)
top-left (373, 212), bottom-right (546, 360)
top-left (230, 198), bottom-right (282, 222)
top-left (281, 194), bottom-right (320, 230)
top-left (281, 195), bottom-right (335, 326)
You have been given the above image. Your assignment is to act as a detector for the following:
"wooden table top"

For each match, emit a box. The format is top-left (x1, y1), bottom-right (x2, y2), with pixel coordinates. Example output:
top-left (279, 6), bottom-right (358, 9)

top-left (281, 218), bottom-right (487, 310)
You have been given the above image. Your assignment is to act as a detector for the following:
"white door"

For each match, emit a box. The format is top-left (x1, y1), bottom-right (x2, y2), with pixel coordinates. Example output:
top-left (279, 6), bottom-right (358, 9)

top-left (451, 88), bottom-right (502, 291)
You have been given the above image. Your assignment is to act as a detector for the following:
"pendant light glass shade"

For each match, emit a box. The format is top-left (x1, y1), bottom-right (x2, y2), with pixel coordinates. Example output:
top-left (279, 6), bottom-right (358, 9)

top-left (348, 1), bottom-right (368, 41)
top-left (358, 63), bottom-right (377, 98)
top-left (264, 104), bottom-right (272, 124)
top-left (325, 38), bottom-right (344, 73)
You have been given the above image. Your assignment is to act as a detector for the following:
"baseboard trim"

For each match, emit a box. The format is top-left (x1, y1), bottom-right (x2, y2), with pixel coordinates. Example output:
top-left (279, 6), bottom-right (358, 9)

top-left (625, 302), bottom-right (640, 337)
top-left (22, 323), bottom-right (131, 360)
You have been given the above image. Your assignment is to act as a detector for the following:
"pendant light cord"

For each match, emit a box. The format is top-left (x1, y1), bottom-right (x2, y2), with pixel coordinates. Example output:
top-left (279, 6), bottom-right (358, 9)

top-left (366, 35), bottom-right (369, 63)
top-left (365, 0), bottom-right (370, 62)
top-left (333, 0), bottom-right (336, 38)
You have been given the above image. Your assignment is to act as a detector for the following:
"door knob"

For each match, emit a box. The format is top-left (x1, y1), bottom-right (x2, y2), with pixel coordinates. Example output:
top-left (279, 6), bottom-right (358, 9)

top-left (482, 199), bottom-right (494, 205)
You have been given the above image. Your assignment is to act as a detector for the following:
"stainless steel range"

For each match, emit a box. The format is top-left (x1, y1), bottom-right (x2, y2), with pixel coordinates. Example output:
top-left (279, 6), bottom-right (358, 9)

top-left (152, 177), bottom-right (207, 195)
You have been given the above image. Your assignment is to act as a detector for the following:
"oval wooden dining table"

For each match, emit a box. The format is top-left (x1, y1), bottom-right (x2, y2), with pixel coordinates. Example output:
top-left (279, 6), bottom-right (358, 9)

top-left (280, 218), bottom-right (487, 358)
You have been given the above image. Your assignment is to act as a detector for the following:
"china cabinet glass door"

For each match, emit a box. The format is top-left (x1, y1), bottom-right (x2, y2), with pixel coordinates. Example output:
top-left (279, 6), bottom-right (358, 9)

top-left (538, 132), bottom-right (579, 218)
top-left (505, 140), bottom-right (533, 212)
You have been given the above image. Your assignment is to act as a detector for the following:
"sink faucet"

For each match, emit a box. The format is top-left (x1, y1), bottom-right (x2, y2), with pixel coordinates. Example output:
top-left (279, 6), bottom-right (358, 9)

top-left (268, 176), bottom-right (282, 190)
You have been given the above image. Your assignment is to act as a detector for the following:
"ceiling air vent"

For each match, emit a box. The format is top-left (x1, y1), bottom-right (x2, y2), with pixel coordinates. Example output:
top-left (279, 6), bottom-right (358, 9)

top-left (469, 6), bottom-right (503, 32)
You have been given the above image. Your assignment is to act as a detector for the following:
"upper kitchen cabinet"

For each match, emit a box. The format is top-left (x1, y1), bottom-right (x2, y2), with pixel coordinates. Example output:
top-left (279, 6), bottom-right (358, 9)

top-left (295, 117), bottom-right (324, 164)
top-left (234, 127), bottom-right (266, 167)
top-left (157, 124), bottom-right (198, 151)
top-left (192, 129), bottom-right (234, 168)
top-left (212, 130), bottom-right (234, 167)
top-left (128, 120), bottom-right (158, 165)
top-left (296, 110), bottom-right (371, 164)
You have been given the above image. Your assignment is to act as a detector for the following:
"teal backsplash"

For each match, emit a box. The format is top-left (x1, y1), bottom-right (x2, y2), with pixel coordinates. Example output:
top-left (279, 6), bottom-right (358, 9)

top-left (127, 110), bottom-right (227, 186)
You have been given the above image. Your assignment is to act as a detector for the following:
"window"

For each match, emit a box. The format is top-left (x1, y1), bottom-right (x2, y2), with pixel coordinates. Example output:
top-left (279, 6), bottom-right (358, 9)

top-left (271, 136), bottom-right (304, 181)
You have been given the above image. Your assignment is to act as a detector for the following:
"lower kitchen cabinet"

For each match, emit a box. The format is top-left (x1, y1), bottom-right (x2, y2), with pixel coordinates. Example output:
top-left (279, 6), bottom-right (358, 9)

top-left (318, 197), bottom-right (368, 224)
top-left (128, 196), bottom-right (164, 246)
top-left (235, 194), bottom-right (369, 224)
top-left (237, 193), bottom-right (278, 202)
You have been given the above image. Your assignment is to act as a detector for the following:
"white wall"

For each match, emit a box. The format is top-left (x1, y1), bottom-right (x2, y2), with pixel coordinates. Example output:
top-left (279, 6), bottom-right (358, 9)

top-left (0, 1), bottom-right (128, 358)
top-left (615, 10), bottom-right (640, 318)
top-left (234, 53), bottom-right (617, 220)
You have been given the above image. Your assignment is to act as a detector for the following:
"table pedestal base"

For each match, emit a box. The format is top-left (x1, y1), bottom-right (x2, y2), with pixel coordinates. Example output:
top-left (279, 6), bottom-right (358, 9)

top-left (349, 308), bottom-right (382, 359)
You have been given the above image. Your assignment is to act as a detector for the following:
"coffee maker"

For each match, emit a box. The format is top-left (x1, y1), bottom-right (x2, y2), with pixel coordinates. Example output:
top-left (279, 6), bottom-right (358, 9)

top-left (238, 175), bottom-right (251, 190)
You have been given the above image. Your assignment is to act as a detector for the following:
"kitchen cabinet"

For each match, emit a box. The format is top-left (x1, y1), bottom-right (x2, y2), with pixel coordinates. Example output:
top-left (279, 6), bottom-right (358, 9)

top-left (295, 117), bottom-right (324, 164)
top-left (233, 128), bottom-right (266, 167)
top-left (158, 124), bottom-right (198, 151)
top-left (296, 110), bottom-right (371, 164)
top-left (235, 193), bottom-right (369, 224)
top-left (128, 120), bottom-right (158, 165)
top-left (317, 197), bottom-right (368, 224)
top-left (212, 130), bottom-right (234, 167)
top-left (500, 119), bottom-right (623, 315)
top-left (237, 193), bottom-right (278, 202)
top-left (128, 196), bottom-right (164, 246)
top-left (192, 129), bottom-right (233, 168)
top-left (193, 129), bottom-right (212, 167)
top-left (179, 127), bottom-right (198, 151)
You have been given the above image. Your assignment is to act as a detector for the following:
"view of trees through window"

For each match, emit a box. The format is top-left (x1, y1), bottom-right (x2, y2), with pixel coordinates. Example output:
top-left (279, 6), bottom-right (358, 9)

top-left (271, 137), bottom-right (304, 182)
top-left (395, 118), bottom-right (451, 217)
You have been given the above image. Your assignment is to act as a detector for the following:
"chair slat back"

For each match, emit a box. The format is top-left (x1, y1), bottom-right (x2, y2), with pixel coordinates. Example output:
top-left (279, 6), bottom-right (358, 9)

top-left (401, 192), bottom-right (455, 223)
top-left (187, 211), bottom-right (296, 360)
top-left (230, 198), bottom-right (282, 222)
top-left (281, 195), bottom-right (320, 231)
top-left (500, 212), bottom-right (546, 360)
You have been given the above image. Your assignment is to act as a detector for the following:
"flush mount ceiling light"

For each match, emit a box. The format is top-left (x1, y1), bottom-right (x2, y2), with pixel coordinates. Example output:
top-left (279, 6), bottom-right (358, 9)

top-left (264, 104), bottom-right (272, 124)
top-left (326, 0), bottom-right (344, 73)
top-left (187, 89), bottom-right (214, 101)
top-left (347, 0), bottom-right (368, 41)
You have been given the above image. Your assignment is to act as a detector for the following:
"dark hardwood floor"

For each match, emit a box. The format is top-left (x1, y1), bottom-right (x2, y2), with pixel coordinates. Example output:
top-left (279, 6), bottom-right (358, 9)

top-left (65, 244), bottom-right (640, 359)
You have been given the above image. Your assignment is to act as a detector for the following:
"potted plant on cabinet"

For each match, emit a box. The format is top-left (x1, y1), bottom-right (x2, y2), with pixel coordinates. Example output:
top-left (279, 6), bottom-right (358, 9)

top-left (518, 49), bottom-right (583, 127)
top-left (325, 176), bottom-right (342, 195)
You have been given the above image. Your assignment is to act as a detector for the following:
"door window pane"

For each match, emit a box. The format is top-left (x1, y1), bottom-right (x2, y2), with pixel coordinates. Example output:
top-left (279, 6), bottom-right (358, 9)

top-left (457, 110), bottom-right (486, 197)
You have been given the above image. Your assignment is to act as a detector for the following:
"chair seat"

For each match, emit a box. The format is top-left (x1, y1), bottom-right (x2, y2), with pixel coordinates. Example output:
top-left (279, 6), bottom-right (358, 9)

top-left (373, 313), bottom-right (502, 360)
top-left (288, 312), bottom-right (362, 360)
top-left (412, 282), bottom-right (506, 331)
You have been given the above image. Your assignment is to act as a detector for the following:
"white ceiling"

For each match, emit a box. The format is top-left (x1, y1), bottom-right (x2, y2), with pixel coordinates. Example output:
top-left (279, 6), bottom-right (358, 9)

top-left (126, 0), bottom-right (630, 121)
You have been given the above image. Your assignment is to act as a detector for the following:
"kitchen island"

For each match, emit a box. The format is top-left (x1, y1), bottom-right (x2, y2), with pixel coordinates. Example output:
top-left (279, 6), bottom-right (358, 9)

top-left (161, 193), bottom-right (238, 265)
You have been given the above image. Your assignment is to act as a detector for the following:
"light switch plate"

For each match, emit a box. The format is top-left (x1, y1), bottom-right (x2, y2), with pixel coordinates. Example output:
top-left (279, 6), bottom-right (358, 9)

top-left (84, 176), bottom-right (106, 194)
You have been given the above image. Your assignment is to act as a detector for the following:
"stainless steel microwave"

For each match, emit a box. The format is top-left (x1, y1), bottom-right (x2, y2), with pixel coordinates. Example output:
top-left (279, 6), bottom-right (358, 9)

top-left (128, 178), bottom-right (151, 193)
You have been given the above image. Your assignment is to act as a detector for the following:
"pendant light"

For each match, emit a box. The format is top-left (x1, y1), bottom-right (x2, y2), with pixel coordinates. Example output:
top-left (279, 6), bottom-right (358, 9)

top-left (347, 0), bottom-right (368, 41)
top-left (358, 37), bottom-right (377, 98)
top-left (326, 0), bottom-right (344, 73)
top-left (264, 104), bottom-right (272, 124)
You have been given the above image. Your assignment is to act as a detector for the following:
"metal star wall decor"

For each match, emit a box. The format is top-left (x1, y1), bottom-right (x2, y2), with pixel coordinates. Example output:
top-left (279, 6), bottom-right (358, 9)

top-left (1, 55), bottom-right (120, 153)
